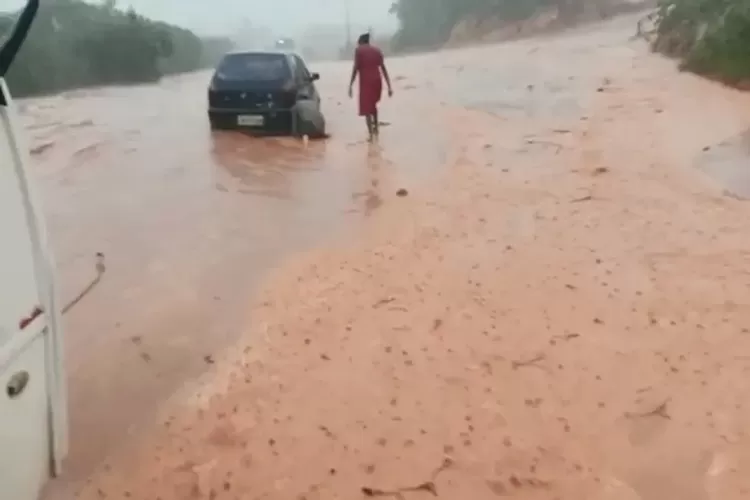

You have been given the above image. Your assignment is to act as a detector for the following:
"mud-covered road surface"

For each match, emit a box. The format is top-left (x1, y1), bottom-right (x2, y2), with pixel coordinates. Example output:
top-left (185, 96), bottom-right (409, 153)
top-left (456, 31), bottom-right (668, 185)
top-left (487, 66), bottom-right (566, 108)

top-left (38, 14), bottom-right (750, 500)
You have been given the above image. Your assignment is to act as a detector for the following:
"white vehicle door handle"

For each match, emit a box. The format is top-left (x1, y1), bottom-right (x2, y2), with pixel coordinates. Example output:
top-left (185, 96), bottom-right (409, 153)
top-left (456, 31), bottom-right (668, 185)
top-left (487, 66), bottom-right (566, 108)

top-left (6, 370), bottom-right (29, 398)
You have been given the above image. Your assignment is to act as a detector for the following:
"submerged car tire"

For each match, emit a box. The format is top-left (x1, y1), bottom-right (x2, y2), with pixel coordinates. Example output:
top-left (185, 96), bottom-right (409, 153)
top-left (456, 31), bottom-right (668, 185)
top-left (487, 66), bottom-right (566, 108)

top-left (292, 100), bottom-right (326, 139)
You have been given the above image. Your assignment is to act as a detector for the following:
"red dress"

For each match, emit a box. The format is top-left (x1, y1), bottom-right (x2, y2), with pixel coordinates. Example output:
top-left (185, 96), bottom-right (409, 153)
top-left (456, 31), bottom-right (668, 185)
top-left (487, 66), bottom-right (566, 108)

top-left (354, 45), bottom-right (383, 116)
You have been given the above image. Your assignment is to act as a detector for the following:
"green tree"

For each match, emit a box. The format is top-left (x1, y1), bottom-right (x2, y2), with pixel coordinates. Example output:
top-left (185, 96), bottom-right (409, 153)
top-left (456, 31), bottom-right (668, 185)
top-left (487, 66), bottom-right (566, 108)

top-left (0, 0), bottom-right (234, 97)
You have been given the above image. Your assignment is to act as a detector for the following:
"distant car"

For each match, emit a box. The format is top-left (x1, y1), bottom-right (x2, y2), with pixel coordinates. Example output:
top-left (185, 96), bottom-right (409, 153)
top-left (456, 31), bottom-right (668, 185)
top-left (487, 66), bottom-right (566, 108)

top-left (274, 38), bottom-right (296, 51)
top-left (207, 50), bottom-right (322, 134)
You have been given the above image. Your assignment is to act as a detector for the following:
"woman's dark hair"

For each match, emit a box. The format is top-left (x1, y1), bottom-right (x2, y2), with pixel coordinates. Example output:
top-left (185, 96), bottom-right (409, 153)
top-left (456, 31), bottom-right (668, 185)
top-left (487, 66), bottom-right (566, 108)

top-left (357, 33), bottom-right (371, 45)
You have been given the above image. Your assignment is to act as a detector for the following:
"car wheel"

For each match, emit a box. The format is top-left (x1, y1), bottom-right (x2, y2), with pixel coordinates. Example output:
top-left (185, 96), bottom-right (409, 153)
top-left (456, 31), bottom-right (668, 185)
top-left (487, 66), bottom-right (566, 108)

top-left (292, 101), bottom-right (326, 139)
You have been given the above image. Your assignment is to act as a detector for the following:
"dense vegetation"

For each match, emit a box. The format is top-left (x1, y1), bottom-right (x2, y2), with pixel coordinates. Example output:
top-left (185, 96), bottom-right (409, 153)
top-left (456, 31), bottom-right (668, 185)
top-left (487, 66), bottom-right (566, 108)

top-left (0, 0), bottom-right (233, 97)
top-left (388, 0), bottom-right (622, 49)
top-left (651, 0), bottom-right (750, 84)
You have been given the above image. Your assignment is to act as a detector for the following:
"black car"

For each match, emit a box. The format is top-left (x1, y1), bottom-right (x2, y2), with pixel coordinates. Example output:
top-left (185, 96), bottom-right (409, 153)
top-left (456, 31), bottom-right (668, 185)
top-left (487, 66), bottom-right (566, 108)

top-left (207, 50), bottom-right (322, 134)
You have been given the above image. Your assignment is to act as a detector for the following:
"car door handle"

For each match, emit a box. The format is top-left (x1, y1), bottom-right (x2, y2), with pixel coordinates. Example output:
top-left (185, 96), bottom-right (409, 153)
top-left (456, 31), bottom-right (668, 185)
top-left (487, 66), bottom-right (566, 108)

top-left (6, 370), bottom-right (30, 398)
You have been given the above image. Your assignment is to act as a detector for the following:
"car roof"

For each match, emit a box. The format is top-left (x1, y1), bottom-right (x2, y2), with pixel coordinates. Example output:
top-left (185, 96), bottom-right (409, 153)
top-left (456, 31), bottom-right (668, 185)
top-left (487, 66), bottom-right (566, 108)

top-left (223, 50), bottom-right (299, 58)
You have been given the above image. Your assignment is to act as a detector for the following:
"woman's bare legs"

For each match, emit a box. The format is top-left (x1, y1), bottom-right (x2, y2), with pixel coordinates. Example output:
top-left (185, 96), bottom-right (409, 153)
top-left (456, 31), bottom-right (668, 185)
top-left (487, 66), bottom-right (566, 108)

top-left (365, 115), bottom-right (374, 141)
top-left (363, 106), bottom-right (380, 141)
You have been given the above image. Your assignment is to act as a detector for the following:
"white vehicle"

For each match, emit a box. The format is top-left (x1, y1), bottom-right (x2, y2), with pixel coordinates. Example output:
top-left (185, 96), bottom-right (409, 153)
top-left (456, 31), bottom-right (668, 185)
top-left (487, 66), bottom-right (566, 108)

top-left (0, 2), bottom-right (103, 499)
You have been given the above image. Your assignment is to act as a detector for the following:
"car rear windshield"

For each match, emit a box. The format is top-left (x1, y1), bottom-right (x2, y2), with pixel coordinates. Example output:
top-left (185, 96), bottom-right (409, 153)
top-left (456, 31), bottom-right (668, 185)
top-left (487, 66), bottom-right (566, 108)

top-left (214, 53), bottom-right (291, 82)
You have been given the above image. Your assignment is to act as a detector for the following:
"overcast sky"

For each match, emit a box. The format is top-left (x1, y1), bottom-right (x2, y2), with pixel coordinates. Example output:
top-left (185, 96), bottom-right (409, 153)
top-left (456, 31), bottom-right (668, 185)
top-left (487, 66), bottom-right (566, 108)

top-left (0, 0), bottom-right (397, 35)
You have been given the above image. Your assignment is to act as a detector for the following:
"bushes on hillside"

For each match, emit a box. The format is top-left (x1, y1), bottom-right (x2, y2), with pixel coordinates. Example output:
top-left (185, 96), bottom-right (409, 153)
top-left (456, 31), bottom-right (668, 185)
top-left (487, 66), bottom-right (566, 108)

top-left (0, 0), bottom-right (233, 97)
top-left (652, 0), bottom-right (750, 83)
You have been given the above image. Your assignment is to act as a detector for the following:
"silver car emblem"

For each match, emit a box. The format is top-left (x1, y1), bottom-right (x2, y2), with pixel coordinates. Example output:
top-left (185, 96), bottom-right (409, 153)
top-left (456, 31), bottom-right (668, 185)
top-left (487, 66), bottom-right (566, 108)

top-left (240, 92), bottom-right (246, 99)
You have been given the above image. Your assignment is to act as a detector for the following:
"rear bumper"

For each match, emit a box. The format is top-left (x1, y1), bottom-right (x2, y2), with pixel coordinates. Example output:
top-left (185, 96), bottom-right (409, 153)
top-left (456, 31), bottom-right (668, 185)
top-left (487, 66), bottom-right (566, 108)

top-left (208, 107), bottom-right (293, 133)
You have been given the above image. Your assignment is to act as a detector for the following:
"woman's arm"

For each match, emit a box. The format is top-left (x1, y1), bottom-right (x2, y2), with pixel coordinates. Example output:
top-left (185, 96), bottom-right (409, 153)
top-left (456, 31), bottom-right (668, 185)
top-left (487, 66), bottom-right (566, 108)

top-left (380, 54), bottom-right (393, 96)
top-left (348, 50), bottom-right (359, 96)
top-left (349, 62), bottom-right (358, 87)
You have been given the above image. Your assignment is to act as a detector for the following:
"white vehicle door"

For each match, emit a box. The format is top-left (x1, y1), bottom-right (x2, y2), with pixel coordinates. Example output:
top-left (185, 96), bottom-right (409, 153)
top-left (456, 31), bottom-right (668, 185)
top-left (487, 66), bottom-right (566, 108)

top-left (0, 2), bottom-right (68, 499)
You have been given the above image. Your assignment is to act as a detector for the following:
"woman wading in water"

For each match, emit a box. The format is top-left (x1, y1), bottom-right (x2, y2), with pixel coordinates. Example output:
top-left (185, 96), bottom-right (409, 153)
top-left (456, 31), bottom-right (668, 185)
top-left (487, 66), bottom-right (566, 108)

top-left (348, 32), bottom-right (393, 141)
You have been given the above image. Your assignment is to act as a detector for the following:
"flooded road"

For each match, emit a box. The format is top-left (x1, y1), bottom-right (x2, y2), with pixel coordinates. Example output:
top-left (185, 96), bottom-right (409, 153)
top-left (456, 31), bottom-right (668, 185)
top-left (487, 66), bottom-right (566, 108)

top-left (35, 14), bottom-right (750, 500)
top-left (30, 58), bottom-right (449, 487)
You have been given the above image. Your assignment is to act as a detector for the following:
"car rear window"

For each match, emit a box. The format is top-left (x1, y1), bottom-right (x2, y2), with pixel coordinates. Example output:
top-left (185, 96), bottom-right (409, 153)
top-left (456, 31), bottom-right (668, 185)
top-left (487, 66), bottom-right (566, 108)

top-left (215, 53), bottom-right (291, 82)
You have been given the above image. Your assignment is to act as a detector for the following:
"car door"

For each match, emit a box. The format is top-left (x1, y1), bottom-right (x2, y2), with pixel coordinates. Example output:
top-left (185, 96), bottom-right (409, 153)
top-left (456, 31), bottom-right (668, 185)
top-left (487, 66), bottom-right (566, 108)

top-left (0, 2), bottom-right (68, 499)
top-left (292, 54), bottom-right (319, 106)
top-left (0, 76), bottom-right (67, 500)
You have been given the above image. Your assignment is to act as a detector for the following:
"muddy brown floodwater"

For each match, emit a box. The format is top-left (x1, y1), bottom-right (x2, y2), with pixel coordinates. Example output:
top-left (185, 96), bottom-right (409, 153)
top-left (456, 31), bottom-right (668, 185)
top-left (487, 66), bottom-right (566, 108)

top-left (36, 14), bottom-right (750, 500)
top-left (32, 46), bottom-right (447, 493)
